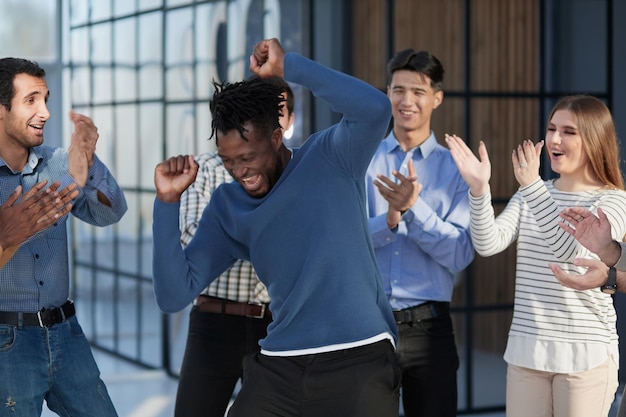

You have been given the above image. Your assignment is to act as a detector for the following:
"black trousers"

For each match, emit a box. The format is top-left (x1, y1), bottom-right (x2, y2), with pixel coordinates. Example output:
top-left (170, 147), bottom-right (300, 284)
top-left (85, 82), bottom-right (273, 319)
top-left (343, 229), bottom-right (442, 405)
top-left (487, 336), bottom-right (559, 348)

top-left (396, 313), bottom-right (459, 417)
top-left (227, 339), bottom-right (401, 417)
top-left (174, 306), bottom-right (272, 417)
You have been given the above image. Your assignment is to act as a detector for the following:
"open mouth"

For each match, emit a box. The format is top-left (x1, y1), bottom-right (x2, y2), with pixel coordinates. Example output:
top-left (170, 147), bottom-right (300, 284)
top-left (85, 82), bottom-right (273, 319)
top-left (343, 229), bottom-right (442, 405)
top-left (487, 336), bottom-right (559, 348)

top-left (241, 174), bottom-right (262, 191)
top-left (29, 123), bottom-right (44, 133)
top-left (398, 109), bottom-right (416, 118)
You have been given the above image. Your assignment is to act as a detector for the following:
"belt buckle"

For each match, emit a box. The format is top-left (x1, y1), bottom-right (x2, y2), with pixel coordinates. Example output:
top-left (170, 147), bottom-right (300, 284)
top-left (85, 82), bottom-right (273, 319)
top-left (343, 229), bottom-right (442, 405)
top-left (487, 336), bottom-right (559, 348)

top-left (246, 302), bottom-right (266, 319)
top-left (36, 310), bottom-right (45, 327)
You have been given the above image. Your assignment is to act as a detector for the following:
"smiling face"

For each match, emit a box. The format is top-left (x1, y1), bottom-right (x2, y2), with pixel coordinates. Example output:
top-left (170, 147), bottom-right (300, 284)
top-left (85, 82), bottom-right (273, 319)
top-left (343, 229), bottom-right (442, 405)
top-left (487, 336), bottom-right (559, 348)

top-left (217, 121), bottom-right (285, 198)
top-left (387, 69), bottom-right (442, 146)
top-left (545, 109), bottom-right (590, 178)
top-left (0, 73), bottom-right (50, 161)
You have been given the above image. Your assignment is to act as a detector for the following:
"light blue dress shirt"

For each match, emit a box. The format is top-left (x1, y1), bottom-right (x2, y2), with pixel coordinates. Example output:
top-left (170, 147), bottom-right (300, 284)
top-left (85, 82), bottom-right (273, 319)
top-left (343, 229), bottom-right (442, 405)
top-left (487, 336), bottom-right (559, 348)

top-left (366, 131), bottom-right (474, 310)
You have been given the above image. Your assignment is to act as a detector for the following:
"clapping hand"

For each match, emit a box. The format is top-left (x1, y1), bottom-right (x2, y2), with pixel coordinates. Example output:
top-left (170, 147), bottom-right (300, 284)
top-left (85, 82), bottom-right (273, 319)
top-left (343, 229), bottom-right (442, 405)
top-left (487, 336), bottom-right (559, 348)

top-left (68, 111), bottom-right (99, 187)
top-left (373, 159), bottom-right (421, 229)
top-left (512, 139), bottom-right (543, 187)
top-left (445, 134), bottom-right (490, 197)
top-left (0, 180), bottom-right (78, 252)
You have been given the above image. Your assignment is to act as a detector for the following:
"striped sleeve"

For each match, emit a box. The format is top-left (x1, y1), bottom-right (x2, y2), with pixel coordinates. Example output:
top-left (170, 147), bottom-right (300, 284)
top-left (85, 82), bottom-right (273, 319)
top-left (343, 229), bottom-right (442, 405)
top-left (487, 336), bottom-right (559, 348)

top-left (519, 178), bottom-right (582, 261)
top-left (468, 186), bottom-right (520, 256)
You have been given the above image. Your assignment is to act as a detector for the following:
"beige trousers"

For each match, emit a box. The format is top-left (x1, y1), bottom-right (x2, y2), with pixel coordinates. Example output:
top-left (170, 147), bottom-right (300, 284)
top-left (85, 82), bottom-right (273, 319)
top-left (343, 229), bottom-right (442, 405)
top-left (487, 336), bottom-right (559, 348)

top-left (506, 356), bottom-right (618, 417)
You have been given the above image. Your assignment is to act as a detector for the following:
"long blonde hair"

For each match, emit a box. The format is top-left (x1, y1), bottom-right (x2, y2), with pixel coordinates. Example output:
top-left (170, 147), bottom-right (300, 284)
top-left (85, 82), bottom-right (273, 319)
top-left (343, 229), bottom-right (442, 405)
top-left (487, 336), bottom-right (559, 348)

top-left (547, 95), bottom-right (625, 190)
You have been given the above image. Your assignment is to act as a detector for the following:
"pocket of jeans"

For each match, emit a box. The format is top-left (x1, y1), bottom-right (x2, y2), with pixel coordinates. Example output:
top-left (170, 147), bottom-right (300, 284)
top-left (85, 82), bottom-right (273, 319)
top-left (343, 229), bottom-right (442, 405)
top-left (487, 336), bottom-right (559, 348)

top-left (417, 314), bottom-right (453, 336)
top-left (68, 316), bottom-right (86, 338)
top-left (0, 325), bottom-right (16, 351)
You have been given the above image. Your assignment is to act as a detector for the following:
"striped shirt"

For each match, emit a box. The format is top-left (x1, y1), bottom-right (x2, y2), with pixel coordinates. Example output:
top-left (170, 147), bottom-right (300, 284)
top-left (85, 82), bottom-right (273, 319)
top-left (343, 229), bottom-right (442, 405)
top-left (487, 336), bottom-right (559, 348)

top-left (179, 152), bottom-right (269, 304)
top-left (470, 178), bottom-right (626, 373)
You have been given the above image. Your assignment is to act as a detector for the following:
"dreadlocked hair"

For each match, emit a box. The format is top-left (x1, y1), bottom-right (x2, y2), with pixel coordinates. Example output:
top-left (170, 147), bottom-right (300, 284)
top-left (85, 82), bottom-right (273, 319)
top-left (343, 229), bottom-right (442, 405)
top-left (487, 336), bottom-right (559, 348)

top-left (209, 77), bottom-right (284, 144)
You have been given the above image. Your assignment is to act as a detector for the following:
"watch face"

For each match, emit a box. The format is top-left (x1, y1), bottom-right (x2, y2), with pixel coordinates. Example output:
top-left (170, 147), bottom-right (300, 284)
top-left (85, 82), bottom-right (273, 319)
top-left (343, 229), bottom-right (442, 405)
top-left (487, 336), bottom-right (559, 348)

top-left (602, 285), bottom-right (617, 295)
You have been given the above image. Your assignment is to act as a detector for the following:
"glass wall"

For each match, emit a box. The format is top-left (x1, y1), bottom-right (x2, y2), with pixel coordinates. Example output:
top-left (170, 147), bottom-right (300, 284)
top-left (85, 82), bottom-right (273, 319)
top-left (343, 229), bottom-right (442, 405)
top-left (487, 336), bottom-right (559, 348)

top-left (64, 0), bottom-right (305, 371)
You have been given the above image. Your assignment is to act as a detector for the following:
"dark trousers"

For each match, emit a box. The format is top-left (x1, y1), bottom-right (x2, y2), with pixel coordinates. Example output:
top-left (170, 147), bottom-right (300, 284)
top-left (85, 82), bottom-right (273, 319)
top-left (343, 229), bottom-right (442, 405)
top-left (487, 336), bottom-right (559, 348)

top-left (227, 339), bottom-right (401, 417)
top-left (174, 306), bottom-right (272, 417)
top-left (396, 313), bottom-right (459, 417)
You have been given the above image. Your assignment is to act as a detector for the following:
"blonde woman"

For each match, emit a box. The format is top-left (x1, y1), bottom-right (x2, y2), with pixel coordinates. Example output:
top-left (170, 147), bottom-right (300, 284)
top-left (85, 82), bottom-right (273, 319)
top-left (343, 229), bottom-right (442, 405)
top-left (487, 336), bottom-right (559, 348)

top-left (446, 95), bottom-right (626, 417)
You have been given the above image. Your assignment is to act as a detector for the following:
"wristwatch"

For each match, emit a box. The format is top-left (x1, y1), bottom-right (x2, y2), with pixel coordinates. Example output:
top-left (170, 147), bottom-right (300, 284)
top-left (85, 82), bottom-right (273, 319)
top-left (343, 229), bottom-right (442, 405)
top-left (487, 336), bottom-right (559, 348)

top-left (601, 266), bottom-right (617, 295)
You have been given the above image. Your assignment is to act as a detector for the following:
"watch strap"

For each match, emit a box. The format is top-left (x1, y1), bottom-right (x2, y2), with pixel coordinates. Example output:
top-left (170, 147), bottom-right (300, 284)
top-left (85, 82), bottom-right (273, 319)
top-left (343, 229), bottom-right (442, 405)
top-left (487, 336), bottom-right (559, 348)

top-left (601, 266), bottom-right (617, 294)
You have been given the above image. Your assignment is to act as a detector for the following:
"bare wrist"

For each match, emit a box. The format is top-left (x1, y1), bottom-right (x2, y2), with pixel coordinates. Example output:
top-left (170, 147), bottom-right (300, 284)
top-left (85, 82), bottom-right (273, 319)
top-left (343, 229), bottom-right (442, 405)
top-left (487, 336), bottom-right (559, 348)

top-left (600, 240), bottom-right (622, 267)
top-left (387, 211), bottom-right (401, 230)
top-left (156, 191), bottom-right (182, 203)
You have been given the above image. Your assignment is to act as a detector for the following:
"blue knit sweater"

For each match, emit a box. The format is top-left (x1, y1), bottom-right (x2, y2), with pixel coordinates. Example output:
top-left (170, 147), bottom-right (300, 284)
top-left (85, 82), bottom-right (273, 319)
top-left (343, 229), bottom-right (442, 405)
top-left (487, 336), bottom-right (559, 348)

top-left (152, 53), bottom-right (396, 352)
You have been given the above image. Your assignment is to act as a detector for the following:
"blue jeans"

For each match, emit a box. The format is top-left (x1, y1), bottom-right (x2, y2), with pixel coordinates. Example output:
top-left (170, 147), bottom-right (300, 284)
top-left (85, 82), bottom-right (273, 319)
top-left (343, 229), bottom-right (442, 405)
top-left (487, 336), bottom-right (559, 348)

top-left (0, 315), bottom-right (118, 417)
top-left (396, 313), bottom-right (459, 417)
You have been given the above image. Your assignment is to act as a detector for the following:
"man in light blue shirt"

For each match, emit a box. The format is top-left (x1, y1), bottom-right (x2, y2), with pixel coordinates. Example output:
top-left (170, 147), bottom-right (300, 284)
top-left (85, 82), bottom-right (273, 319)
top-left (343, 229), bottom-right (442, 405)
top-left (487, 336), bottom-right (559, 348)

top-left (366, 49), bottom-right (474, 417)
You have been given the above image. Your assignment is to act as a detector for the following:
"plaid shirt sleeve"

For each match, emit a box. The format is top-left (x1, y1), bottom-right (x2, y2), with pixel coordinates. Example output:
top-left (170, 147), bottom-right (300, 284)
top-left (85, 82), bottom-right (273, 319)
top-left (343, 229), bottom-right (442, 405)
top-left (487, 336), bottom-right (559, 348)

top-left (179, 152), bottom-right (269, 303)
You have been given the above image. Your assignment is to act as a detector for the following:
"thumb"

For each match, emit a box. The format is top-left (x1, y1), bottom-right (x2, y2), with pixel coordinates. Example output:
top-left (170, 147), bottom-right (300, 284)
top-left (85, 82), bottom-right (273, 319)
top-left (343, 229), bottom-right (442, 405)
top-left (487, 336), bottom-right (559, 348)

top-left (4, 185), bottom-right (23, 207)
top-left (407, 159), bottom-right (416, 177)
top-left (535, 140), bottom-right (545, 157)
top-left (596, 207), bottom-right (608, 223)
top-left (69, 110), bottom-right (78, 124)
top-left (478, 141), bottom-right (490, 163)
top-left (571, 257), bottom-right (595, 268)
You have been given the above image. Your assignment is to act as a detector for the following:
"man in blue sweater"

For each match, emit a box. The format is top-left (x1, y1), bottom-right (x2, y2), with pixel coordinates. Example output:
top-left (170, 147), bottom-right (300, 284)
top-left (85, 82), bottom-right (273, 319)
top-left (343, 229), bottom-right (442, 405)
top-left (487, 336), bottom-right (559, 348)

top-left (152, 38), bottom-right (399, 416)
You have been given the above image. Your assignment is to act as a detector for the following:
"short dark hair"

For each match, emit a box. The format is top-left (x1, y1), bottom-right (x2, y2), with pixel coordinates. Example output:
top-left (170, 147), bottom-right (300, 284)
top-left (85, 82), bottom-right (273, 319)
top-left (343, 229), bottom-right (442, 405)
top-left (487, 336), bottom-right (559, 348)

top-left (246, 75), bottom-right (294, 116)
top-left (0, 58), bottom-right (46, 111)
top-left (209, 77), bottom-right (283, 144)
top-left (386, 49), bottom-right (444, 91)
top-left (264, 77), bottom-right (294, 116)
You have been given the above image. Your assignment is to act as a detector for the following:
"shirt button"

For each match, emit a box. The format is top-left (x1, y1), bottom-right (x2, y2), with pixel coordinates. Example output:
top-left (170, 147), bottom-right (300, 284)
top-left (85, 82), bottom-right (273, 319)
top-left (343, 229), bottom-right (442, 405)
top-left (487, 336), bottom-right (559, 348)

top-left (394, 251), bottom-right (399, 256)
top-left (35, 254), bottom-right (40, 259)
top-left (39, 281), bottom-right (44, 286)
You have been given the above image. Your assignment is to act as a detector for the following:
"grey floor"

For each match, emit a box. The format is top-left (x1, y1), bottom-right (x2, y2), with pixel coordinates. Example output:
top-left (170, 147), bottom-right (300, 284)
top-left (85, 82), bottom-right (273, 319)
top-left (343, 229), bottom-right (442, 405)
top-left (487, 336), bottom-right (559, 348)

top-left (38, 347), bottom-right (624, 417)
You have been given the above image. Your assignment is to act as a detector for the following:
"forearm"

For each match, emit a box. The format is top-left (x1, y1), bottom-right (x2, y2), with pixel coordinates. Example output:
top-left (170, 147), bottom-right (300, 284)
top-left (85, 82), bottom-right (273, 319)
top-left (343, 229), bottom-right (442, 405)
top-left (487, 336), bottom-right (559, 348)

top-left (405, 198), bottom-right (474, 271)
top-left (75, 156), bottom-right (128, 224)
top-left (152, 200), bottom-right (200, 312)
top-left (469, 189), bottom-right (517, 256)
top-left (611, 243), bottom-right (626, 293)
top-left (284, 53), bottom-right (391, 169)
top-left (520, 179), bottom-right (583, 261)
top-left (597, 240), bottom-right (624, 268)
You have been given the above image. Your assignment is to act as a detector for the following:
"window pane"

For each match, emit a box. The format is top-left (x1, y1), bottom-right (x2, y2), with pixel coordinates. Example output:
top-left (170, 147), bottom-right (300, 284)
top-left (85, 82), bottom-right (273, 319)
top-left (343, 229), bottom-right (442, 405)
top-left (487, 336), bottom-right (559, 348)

top-left (166, 104), bottom-right (196, 156)
top-left (0, 0), bottom-right (56, 60)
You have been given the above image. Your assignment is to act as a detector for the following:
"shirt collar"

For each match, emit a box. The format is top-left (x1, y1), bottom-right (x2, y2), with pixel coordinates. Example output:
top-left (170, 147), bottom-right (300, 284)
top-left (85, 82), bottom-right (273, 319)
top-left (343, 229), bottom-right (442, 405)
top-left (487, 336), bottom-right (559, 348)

top-left (0, 148), bottom-right (42, 175)
top-left (383, 130), bottom-right (437, 159)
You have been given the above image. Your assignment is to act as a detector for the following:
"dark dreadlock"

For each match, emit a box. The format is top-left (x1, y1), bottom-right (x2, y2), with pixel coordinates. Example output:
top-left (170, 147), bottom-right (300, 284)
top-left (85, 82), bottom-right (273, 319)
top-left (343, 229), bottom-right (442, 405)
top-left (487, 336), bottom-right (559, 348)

top-left (209, 77), bottom-right (284, 144)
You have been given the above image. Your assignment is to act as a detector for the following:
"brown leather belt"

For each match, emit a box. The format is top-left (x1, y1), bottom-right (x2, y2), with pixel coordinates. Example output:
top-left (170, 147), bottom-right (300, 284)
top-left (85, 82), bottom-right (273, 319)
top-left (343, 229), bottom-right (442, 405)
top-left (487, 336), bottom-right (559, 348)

top-left (0, 300), bottom-right (75, 327)
top-left (195, 295), bottom-right (271, 319)
top-left (393, 301), bottom-right (449, 324)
